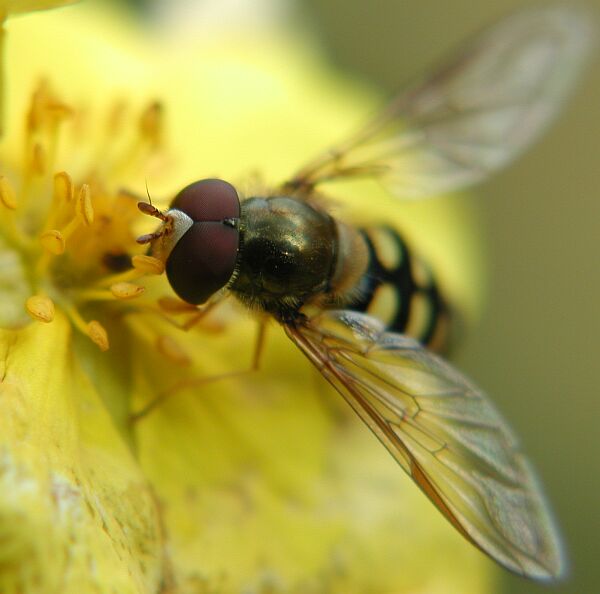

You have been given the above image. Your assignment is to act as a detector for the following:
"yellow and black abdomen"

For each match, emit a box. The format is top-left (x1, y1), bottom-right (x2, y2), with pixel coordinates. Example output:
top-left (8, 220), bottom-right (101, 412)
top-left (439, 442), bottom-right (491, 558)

top-left (349, 226), bottom-right (450, 352)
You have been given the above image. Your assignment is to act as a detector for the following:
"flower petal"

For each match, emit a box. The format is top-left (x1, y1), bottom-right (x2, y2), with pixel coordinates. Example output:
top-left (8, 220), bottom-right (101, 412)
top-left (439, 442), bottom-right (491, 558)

top-left (0, 312), bottom-right (166, 594)
top-left (0, 1), bottom-right (79, 18)
top-left (0, 237), bottom-right (30, 328)
top-left (130, 316), bottom-right (491, 593)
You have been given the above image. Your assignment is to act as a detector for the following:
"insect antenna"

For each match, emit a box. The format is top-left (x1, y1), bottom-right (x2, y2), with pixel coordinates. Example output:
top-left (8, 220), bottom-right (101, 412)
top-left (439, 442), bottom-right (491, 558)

top-left (136, 181), bottom-right (172, 244)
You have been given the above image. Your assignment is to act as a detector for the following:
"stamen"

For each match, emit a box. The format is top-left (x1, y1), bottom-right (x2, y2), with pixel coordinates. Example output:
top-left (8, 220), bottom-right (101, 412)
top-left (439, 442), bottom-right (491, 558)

top-left (37, 207), bottom-right (82, 275)
top-left (107, 100), bottom-right (127, 136)
top-left (0, 176), bottom-right (16, 209)
top-left (9, 82), bottom-right (179, 354)
top-left (87, 320), bottom-right (110, 352)
top-left (110, 282), bottom-right (145, 300)
top-left (0, 176), bottom-right (33, 250)
top-left (40, 229), bottom-right (65, 255)
top-left (30, 142), bottom-right (46, 176)
top-left (93, 268), bottom-right (137, 287)
top-left (58, 215), bottom-right (81, 243)
top-left (26, 80), bottom-right (72, 135)
top-left (54, 171), bottom-right (74, 203)
top-left (76, 184), bottom-right (94, 225)
top-left (27, 82), bottom-right (46, 134)
top-left (139, 101), bottom-right (163, 148)
top-left (39, 171), bottom-right (74, 235)
top-left (25, 295), bottom-right (55, 323)
top-left (75, 284), bottom-right (144, 302)
top-left (65, 305), bottom-right (110, 351)
top-left (132, 254), bottom-right (164, 275)
top-left (45, 100), bottom-right (72, 123)
top-left (45, 105), bottom-right (72, 172)
top-left (156, 335), bottom-right (191, 366)
top-left (108, 101), bottom-right (164, 178)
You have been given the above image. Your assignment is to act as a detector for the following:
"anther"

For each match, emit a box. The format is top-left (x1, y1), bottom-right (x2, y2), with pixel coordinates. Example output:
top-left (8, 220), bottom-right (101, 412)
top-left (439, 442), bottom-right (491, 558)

top-left (76, 184), bottom-right (94, 225)
top-left (40, 229), bottom-right (65, 255)
top-left (132, 254), bottom-right (164, 275)
top-left (31, 143), bottom-right (46, 176)
top-left (107, 100), bottom-right (126, 135)
top-left (54, 171), bottom-right (74, 203)
top-left (27, 83), bottom-right (46, 133)
top-left (25, 295), bottom-right (55, 323)
top-left (139, 101), bottom-right (163, 147)
top-left (87, 320), bottom-right (109, 352)
top-left (0, 176), bottom-right (17, 209)
top-left (110, 282), bottom-right (145, 299)
top-left (45, 100), bottom-right (72, 123)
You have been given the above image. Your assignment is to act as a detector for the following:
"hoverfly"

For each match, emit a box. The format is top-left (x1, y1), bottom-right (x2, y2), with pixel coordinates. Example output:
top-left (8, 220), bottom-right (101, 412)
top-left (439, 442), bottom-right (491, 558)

top-left (138, 5), bottom-right (593, 580)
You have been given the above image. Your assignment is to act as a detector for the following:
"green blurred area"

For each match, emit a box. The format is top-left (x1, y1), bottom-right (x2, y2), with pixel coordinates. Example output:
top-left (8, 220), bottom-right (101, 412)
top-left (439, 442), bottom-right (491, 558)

top-left (118, 1), bottom-right (600, 592)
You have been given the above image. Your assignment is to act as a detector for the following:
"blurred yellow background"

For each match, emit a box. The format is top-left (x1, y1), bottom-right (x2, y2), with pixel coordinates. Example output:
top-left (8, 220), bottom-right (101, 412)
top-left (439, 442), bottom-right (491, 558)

top-left (116, 1), bottom-right (600, 592)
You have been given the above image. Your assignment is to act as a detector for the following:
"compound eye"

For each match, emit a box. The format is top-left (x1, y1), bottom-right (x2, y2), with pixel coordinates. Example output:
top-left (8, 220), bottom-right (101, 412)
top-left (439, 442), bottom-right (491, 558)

top-left (171, 179), bottom-right (240, 221)
top-left (166, 221), bottom-right (239, 305)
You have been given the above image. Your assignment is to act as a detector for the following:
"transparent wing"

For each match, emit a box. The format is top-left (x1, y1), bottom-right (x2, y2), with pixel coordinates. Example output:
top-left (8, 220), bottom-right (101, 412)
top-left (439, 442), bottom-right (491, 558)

top-left (284, 6), bottom-right (594, 198)
top-left (285, 310), bottom-right (564, 579)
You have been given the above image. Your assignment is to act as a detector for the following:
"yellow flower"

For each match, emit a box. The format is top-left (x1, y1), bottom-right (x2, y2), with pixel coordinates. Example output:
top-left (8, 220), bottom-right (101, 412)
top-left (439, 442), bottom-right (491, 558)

top-left (0, 2), bottom-right (489, 593)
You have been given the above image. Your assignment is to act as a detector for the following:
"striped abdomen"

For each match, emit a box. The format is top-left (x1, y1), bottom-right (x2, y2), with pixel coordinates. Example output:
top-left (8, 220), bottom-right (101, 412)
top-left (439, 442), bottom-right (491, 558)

top-left (348, 226), bottom-right (449, 352)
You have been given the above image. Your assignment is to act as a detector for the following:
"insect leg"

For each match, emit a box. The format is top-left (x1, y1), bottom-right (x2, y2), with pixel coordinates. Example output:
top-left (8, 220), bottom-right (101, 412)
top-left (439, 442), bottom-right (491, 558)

top-left (129, 319), bottom-right (268, 423)
top-left (144, 289), bottom-right (234, 332)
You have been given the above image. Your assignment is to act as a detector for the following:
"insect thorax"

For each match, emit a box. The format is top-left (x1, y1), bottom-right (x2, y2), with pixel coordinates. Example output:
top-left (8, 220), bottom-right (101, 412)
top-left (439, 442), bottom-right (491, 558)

top-left (229, 197), bottom-right (449, 346)
top-left (229, 196), bottom-right (338, 319)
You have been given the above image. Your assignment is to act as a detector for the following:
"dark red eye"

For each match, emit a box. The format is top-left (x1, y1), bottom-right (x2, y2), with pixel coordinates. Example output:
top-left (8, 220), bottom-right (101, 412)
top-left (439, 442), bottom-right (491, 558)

top-left (171, 178), bottom-right (240, 221)
top-left (166, 179), bottom-right (241, 304)
top-left (166, 222), bottom-right (239, 305)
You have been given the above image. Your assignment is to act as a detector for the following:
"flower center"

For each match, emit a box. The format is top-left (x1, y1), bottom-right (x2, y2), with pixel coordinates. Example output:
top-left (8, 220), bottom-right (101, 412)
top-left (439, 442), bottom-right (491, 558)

top-left (1, 80), bottom-right (170, 351)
